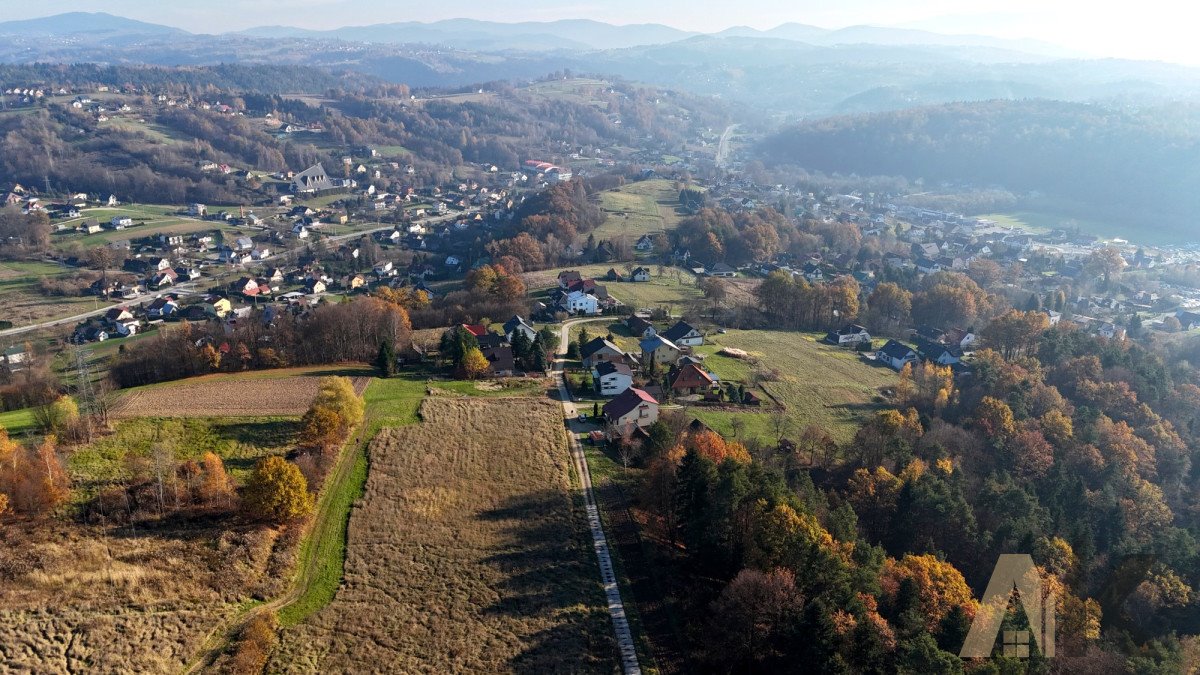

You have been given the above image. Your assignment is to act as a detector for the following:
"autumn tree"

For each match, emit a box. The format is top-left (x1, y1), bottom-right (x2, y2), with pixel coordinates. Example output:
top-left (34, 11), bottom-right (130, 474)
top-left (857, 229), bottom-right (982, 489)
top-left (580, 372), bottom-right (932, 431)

top-left (459, 346), bottom-right (491, 380)
top-left (1009, 427), bottom-right (1055, 478)
top-left (242, 456), bottom-right (313, 523)
top-left (703, 568), bottom-right (805, 671)
top-left (862, 282), bottom-right (912, 334)
top-left (33, 395), bottom-right (79, 435)
top-left (974, 396), bottom-right (1016, 441)
top-left (881, 554), bottom-right (978, 632)
top-left (982, 309), bottom-right (1050, 359)
top-left (0, 435), bottom-right (70, 516)
top-left (1085, 246), bottom-right (1126, 287)
top-left (198, 451), bottom-right (234, 508)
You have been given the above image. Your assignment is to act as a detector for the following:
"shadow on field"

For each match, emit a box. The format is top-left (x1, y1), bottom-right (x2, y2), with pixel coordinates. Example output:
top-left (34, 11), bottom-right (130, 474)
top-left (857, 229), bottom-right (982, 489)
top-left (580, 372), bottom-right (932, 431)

top-left (478, 489), bottom-right (617, 673)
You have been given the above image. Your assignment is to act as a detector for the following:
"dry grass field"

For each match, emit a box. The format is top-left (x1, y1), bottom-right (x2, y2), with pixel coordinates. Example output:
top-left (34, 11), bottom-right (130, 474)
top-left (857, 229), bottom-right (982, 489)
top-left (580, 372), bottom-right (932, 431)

top-left (110, 369), bottom-right (371, 418)
top-left (0, 521), bottom-right (292, 673)
top-left (273, 397), bottom-right (615, 673)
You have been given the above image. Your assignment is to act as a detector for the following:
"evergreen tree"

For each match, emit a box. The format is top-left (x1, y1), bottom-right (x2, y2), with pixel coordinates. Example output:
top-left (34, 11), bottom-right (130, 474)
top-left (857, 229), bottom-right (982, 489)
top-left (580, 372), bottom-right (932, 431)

top-left (1024, 293), bottom-right (1042, 311)
top-left (375, 340), bottom-right (396, 378)
top-left (511, 328), bottom-right (532, 367)
top-left (530, 341), bottom-right (547, 372)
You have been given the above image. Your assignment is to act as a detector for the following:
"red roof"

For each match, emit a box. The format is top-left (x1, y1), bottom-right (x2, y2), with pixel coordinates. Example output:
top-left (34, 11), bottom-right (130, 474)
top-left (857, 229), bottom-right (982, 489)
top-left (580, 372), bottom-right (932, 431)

top-left (462, 324), bottom-right (488, 337)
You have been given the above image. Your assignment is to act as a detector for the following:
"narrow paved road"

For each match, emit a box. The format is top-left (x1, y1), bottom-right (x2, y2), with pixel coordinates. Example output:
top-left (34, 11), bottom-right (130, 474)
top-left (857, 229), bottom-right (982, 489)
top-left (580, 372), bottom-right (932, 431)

top-left (555, 318), bottom-right (641, 674)
top-left (715, 123), bottom-right (739, 169)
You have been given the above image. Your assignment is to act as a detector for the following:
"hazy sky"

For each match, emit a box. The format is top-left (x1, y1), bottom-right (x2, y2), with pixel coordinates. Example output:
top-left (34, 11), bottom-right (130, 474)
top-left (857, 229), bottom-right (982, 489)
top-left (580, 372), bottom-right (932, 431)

top-left (13, 0), bottom-right (1200, 65)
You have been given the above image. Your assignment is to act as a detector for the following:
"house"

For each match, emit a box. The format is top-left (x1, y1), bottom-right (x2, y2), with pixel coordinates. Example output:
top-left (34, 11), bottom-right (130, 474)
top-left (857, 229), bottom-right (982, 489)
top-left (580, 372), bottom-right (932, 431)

top-left (581, 337), bottom-right (625, 369)
top-left (877, 340), bottom-right (919, 371)
top-left (915, 257), bottom-right (941, 274)
top-left (802, 262), bottom-right (824, 282)
top-left (707, 262), bottom-right (737, 278)
top-left (669, 363), bottom-right (717, 395)
top-left (235, 277), bottom-right (271, 298)
top-left (630, 266), bottom-right (651, 282)
top-left (204, 295), bottom-right (231, 317)
top-left (1095, 322), bottom-right (1126, 341)
top-left (602, 387), bottom-right (659, 432)
top-left (482, 345), bottom-right (516, 376)
top-left (1044, 310), bottom-right (1063, 326)
top-left (503, 315), bottom-right (537, 343)
top-left (557, 270), bottom-right (583, 289)
top-left (292, 163), bottom-right (335, 193)
top-left (1176, 310), bottom-right (1200, 331)
top-left (150, 268), bottom-right (178, 289)
top-left (462, 324), bottom-right (489, 338)
top-left (918, 341), bottom-right (962, 366)
top-left (109, 215), bottom-right (133, 229)
top-left (305, 279), bottom-right (327, 294)
top-left (346, 274), bottom-right (367, 290)
top-left (661, 320), bottom-right (703, 347)
top-left (640, 335), bottom-right (681, 367)
top-left (942, 327), bottom-right (977, 350)
top-left (912, 242), bottom-right (941, 259)
top-left (234, 236), bottom-right (254, 251)
top-left (2, 345), bottom-right (30, 370)
top-left (825, 323), bottom-right (871, 346)
top-left (188, 203), bottom-right (207, 217)
top-left (592, 361), bottom-right (633, 396)
top-left (104, 307), bottom-right (135, 323)
top-left (625, 315), bottom-right (656, 339)
top-left (146, 296), bottom-right (179, 319)
top-left (635, 234), bottom-right (656, 251)
top-left (292, 223), bottom-right (309, 239)
top-left (561, 290), bottom-right (600, 315)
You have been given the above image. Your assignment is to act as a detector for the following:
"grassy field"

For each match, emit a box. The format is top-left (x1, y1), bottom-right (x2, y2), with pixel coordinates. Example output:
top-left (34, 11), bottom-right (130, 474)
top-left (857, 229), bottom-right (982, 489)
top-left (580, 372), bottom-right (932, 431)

top-left (524, 263), bottom-right (703, 314)
top-left (69, 416), bottom-right (301, 500)
top-left (688, 329), bottom-right (896, 445)
top-left (0, 407), bottom-right (35, 436)
top-left (0, 259), bottom-right (101, 326)
top-left (273, 397), bottom-right (615, 672)
top-left (593, 179), bottom-right (687, 241)
top-left (977, 210), bottom-right (1125, 241)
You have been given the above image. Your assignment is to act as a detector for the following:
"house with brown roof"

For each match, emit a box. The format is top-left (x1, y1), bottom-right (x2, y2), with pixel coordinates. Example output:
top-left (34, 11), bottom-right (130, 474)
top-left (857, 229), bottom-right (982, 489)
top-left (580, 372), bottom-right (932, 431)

top-left (669, 363), bottom-right (717, 396)
top-left (482, 345), bottom-right (515, 376)
top-left (602, 387), bottom-right (659, 435)
top-left (557, 270), bottom-right (582, 288)
top-left (625, 315), bottom-right (656, 339)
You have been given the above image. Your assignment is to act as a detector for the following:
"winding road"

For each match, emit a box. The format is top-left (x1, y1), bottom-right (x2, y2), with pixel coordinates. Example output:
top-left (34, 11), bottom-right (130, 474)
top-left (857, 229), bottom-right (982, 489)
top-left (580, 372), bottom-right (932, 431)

top-left (554, 317), bottom-right (642, 674)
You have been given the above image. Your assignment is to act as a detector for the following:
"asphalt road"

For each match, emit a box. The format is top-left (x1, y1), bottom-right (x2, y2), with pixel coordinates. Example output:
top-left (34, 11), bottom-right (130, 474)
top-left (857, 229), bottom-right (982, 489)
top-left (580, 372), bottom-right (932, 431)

top-left (555, 317), bottom-right (642, 674)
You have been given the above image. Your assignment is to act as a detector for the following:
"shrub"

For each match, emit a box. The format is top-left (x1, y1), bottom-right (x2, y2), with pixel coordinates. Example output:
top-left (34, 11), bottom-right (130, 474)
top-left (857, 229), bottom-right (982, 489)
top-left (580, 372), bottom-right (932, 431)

top-left (242, 456), bottom-right (313, 523)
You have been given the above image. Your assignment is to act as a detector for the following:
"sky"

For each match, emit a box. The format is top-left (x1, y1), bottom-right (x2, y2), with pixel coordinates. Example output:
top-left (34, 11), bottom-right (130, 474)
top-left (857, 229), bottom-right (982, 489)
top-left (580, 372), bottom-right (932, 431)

top-left (11, 0), bottom-right (1200, 65)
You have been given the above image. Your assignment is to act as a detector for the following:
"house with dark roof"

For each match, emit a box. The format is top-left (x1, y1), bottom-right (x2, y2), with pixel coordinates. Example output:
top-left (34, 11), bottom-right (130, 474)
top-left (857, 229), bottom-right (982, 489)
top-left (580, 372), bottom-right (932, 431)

top-left (581, 337), bottom-right (625, 369)
top-left (825, 323), bottom-right (871, 346)
top-left (877, 339), bottom-right (919, 371)
top-left (625, 315), bottom-right (656, 339)
top-left (292, 163), bottom-right (335, 194)
top-left (917, 340), bottom-right (962, 366)
top-left (602, 387), bottom-right (659, 433)
top-left (482, 345), bottom-right (515, 376)
top-left (503, 315), bottom-right (537, 343)
top-left (661, 320), bottom-right (703, 347)
top-left (557, 270), bottom-right (582, 288)
top-left (592, 361), bottom-right (633, 396)
top-left (707, 262), bottom-right (737, 278)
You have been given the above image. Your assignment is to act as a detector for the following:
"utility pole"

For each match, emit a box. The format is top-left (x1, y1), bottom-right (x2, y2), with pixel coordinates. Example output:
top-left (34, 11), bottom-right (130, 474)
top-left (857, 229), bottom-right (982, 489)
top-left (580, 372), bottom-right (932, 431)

top-left (73, 345), bottom-right (96, 444)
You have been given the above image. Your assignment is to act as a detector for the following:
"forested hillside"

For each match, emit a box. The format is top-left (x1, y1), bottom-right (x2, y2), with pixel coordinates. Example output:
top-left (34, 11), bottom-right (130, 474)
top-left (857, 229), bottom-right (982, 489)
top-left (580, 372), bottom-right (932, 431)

top-left (760, 100), bottom-right (1200, 238)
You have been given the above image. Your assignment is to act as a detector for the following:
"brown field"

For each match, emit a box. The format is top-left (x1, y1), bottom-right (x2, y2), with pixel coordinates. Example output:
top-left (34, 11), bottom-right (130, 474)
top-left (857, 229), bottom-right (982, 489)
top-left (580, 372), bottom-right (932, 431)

top-left (110, 370), bottom-right (371, 418)
top-left (0, 521), bottom-right (293, 673)
top-left (273, 397), bottom-right (615, 673)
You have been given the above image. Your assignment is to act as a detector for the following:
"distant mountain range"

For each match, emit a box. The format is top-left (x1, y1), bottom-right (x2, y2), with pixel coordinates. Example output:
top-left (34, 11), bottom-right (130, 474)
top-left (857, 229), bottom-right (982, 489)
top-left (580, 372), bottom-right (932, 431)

top-left (0, 12), bottom-right (1077, 56)
top-left (2, 12), bottom-right (1198, 117)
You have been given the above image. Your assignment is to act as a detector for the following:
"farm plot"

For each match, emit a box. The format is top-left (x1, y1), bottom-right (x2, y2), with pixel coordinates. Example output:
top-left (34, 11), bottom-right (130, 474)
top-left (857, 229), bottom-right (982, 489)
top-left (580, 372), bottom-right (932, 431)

top-left (110, 370), bottom-right (371, 418)
top-left (592, 179), bottom-right (687, 241)
top-left (273, 397), bottom-right (615, 673)
top-left (524, 263), bottom-right (703, 314)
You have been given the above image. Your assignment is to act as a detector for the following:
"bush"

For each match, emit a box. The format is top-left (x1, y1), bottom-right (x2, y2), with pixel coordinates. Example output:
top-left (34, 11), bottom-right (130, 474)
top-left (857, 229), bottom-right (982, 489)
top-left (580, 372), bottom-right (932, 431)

top-left (242, 456), bottom-right (314, 523)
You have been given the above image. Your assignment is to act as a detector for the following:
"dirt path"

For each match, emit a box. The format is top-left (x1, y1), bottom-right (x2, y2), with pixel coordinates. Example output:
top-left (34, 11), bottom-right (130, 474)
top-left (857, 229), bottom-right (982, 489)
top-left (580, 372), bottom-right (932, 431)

top-left (180, 416), bottom-right (370, 674)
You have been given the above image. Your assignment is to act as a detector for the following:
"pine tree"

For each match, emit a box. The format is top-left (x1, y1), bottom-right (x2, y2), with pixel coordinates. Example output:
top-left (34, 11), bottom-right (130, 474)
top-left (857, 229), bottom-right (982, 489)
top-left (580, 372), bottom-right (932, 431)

top-left (531, 341), bottom-right (547, 372)
top-left (511, 329), bottom-right (531, 367)
top-left (376, 340), bottom-right (396, 378)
